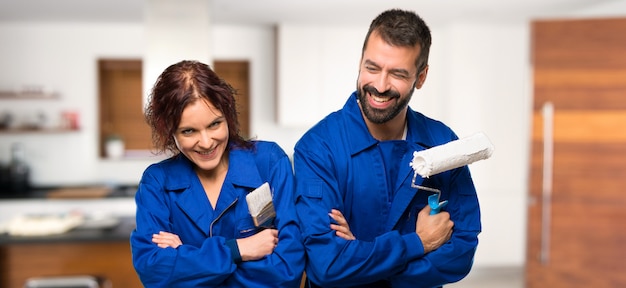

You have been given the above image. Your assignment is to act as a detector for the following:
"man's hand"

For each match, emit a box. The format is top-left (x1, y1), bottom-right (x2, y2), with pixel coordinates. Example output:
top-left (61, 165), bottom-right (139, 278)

top-left (416, 205), bottom-right (454, 253)
top-left (329, 209), bottom-right (356, 240)
top-left (152, 231), bottom-right (183, 249)
top-left (236, 228), bottom-right (278, 261)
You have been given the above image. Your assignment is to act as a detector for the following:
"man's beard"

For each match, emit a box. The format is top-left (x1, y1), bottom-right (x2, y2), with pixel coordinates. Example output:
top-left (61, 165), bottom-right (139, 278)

top-left (357, 83), bottom-right (413, 124)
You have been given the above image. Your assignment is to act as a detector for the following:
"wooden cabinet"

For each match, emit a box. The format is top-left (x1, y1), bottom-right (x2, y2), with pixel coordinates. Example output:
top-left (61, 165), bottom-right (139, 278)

top-left (0, 241), bottom-right (141, 288)
top-left (0, 217), bottom-right (141, 288)
top-left (214, 61), bottom-right (251, 138)
top-left (527, 18), bottom-right (626, 287)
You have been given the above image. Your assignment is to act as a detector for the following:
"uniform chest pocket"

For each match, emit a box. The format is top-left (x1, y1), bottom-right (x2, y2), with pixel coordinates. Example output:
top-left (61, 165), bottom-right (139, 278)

top-left (396, 199), bottom-right (428, 234)
top-left (237, 217), bottom-right (260, 238)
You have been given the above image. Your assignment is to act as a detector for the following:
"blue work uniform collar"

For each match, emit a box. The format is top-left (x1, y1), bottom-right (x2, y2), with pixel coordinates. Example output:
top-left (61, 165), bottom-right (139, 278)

top-left (162, 145), bottom-right (264, 235)
top-left (343, 91), bottom-right (442, 229)
top-left (343, 91), bottom-right (439, 155)
top-left (161, 146), bottom-right (263, 192)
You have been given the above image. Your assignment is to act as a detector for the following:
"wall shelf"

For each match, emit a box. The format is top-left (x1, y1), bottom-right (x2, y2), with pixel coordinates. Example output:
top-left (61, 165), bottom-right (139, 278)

top-left (0, 127), bottom-right (79, 134)
top-left (0, 89), bottom-right (72, 133)
top-left (0, 91), bottom-right (59, 100)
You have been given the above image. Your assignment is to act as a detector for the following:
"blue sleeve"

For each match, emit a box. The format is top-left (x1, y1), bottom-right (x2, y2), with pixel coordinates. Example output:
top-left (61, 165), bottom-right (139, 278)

top-left (230, 145), bottom-right (306, 287)
top-left (130, 165), bottom-right (237, 287)
top-left (294, 140), bottom-right (423, 287)
top-left (390, 166), bottom-right (481, 287)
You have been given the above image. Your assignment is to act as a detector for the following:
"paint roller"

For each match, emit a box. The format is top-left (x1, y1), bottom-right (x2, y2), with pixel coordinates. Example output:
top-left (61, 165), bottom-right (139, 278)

top-left (409, 132), bottom-right (494, 214)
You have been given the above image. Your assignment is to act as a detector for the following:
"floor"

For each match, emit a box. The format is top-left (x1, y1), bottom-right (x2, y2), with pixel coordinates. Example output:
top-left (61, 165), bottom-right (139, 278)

top-left (298, 266), bottom-right (523, 288)
top-left (446, 266), bottom-right (524, 288)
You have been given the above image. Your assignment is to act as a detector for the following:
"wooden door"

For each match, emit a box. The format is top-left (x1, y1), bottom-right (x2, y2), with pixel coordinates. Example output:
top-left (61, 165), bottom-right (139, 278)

top-left (527, 18), bottom-right (626, 287)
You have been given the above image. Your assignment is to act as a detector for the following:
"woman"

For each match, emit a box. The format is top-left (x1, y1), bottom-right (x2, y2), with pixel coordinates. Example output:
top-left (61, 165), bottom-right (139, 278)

top-left (130, 60), bottom-right (304, 287)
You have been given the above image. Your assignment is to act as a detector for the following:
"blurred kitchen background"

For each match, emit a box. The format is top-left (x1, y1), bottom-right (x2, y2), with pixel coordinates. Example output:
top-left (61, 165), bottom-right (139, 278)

top-left (0, 0), bottom-right (625, 287)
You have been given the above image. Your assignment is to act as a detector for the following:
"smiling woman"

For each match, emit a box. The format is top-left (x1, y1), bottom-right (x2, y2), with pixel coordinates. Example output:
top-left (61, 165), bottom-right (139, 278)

top-left (130, 60), bottom-right (305, 287)
top-left (97, 59), bottom-right (250, 159)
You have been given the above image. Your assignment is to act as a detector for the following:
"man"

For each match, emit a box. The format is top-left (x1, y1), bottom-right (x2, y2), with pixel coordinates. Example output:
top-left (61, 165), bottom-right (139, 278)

top-left (293, 9), bottom-right (481, 288)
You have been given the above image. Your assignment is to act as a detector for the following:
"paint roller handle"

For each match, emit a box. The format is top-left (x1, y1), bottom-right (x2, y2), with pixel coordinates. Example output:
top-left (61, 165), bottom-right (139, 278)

top-left (428, 194), bottom-right (448, 215)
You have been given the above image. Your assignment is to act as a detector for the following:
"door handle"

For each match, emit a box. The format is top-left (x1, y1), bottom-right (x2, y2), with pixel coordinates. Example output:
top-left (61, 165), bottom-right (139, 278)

top-left (540, 102), bottom-right (554, 265)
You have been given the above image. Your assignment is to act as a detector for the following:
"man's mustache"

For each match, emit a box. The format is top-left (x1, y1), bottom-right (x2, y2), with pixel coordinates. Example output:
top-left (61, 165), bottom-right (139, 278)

top-left (363, 85), bottom-right (400, 99)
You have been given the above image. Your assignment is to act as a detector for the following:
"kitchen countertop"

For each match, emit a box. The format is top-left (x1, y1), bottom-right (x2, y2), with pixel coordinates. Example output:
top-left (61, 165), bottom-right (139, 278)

top-left (0, 184), bottom-right (137, 244)
top-left (0, 185), bottom-right (137, 199)
top-left (0, 215), bottom-right (135, 245)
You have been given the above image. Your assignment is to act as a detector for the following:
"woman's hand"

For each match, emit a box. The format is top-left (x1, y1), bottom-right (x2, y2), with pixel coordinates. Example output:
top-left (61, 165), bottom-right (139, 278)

top-left (329, 209), bottom-right (355, 240)
top-left (236, 228), bottom-right (278, 261)
top-left (152, 231), bottom-right (183, 249)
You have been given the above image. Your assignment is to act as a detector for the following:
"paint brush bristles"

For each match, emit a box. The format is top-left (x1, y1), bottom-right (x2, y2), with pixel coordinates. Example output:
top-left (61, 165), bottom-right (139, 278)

top-left (246, 182), bottom-right (276, 228)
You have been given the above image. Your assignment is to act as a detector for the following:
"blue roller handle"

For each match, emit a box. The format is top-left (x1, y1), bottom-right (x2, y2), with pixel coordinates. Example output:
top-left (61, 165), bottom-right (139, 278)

top-left (428, 194), bottom-right (448, 215)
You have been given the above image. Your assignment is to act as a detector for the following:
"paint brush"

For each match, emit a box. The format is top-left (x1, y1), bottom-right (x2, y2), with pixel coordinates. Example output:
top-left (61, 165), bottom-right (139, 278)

top-left (246, 182), bottom-right (276, 228)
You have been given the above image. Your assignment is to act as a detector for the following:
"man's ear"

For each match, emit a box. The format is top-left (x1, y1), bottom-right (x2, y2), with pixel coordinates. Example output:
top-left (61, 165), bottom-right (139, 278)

top-left (415, 65), bottom-right (429, 89)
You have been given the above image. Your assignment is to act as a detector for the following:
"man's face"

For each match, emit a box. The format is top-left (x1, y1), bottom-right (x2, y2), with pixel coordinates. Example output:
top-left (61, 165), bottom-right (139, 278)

top-left (356, 31), bottom-right (427, 124)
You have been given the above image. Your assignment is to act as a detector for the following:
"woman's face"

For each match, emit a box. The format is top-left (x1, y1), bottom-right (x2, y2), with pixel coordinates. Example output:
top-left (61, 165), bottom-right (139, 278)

top-left (173, 98), bottom-right (229, 175)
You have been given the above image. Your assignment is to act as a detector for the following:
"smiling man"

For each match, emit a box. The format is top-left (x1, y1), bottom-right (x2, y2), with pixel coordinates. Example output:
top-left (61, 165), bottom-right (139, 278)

top-left (293, 9), bottom-right (481, 288)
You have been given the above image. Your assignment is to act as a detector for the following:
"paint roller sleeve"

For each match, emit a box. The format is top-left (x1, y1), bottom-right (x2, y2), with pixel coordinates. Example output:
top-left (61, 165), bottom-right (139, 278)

top-left (410, 132), bottom-right (494, 178)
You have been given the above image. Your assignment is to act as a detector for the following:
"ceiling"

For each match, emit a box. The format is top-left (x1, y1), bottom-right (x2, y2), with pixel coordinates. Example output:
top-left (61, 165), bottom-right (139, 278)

top-left (0, 0), bottom-right (620, 26)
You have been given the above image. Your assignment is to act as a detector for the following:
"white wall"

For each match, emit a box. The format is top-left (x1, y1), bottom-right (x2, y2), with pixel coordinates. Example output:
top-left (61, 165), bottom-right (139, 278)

top-left (0, 19), bottom-right (531, 268)
top-left (143, 0), bottom-right (212, 103)
top-left (429, 23), bottom-right (532, 267)
top-left (0, 23), bottom-right (149, 186)
top-left (277, 25), bottom-right (366, 127)
top-left (0, 1), bottom-right (624, 269)
top-left (211, 25), bottom-right (308, 154)
top-left (275, 21), bottom-right (531, 267)
top-left (0, 23), bottom-right (285, 186)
